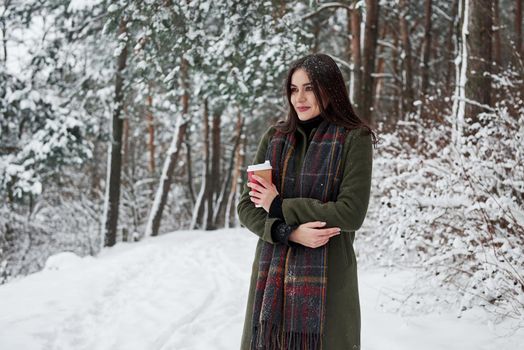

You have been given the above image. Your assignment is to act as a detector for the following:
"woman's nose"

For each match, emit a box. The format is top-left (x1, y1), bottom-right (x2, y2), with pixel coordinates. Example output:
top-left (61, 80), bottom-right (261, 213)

top-left (297, 90), bottom-right (306, 102)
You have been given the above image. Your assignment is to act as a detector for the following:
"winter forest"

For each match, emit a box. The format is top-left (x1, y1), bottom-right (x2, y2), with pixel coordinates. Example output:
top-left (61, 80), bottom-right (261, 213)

top-left (1, 0), bottom-right (524, 349)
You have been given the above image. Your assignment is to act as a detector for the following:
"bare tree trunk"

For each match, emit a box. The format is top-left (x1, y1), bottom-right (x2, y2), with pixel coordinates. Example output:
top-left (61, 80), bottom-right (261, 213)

top-left (446, 0), bottom-right (459, 92)
top-left (372, 26), bottom-right (386, 115)
top-left (207, 109), bottom-right (221, 230)
top-left (146, 86), bottom-right (155, 174)
top-left (465, 0), bottom-right (492, 133)
top-left (0, 0), bottom-right (9, 65)
top-left (349, 7), bottom-right (362, 107)
top-left (391, 23), bottom-right (401, 124)
top-left (226, 120), bottom-right (245, 228)
top-left (122, 107), bottom-right (129, 170)
top-left (492, 0), bottom-right (502, 106)
top-left (517, 0), bottom-right (524, 101)
top-left (192, 98), bottom-right (211, 230)
top-left (124, 111), bottom-right (140, 241)
top-left (214, 108), bottom-right (243, 227)
top-left (420, 0), bottom-right (433, 97)
top-left (517, 0), bottom-right (523, 58)
top-left (90, 117), bottom-right (104, 198)
top-left (399, 0), bottom-right (414, 116)
top-left (184, 138), bottom-right (196, 206)
top-left (361, 0), bottom-right (380, 124)
top-left (146, 116), bottom-right (188, 237)
top-left (145, 58), bottom-right (189, 237)
top-left (451, 0), bottom-right (467, 147)
top-left (103, 17), bottom-right (129, 247)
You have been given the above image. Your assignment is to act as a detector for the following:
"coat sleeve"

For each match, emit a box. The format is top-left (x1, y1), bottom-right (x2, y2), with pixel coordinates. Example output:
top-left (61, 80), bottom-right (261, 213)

top-left (236, 126), bottom-right (281, 244)
top-left (278, 128), bottom-right (373, 232)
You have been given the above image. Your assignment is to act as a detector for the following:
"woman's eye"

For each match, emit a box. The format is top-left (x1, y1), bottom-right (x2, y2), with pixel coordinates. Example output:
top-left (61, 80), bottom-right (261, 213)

top-left (291, 87), bottom-right (312, 93)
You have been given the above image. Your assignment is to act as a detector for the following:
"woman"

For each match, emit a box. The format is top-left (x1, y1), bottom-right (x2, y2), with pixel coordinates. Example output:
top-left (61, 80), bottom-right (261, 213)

top-left (237, 53), bottom-right (377, 350)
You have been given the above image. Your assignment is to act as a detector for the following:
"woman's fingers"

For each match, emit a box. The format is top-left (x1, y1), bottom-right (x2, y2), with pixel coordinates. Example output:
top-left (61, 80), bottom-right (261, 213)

top-left (319, 228), bottom-right (341, 237)
top-left (304, 221), bottom-right (327, 228)
top-left (247, 182), bottom-right (263, 192)
top-left (253, 175), bottom-right (269, 188)
top-left (249, 191), bottom-right (261, 198)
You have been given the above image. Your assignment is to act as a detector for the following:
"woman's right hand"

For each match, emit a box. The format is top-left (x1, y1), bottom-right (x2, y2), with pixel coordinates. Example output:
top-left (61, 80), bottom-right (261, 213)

top-left (288, 221), bottom-right (341, 248)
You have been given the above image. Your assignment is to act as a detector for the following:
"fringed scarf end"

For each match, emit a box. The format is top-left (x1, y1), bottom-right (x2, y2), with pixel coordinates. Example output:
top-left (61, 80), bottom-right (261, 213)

top-left (251, 320), bottom-right (282, 350)
top-left (252, 321), bottom-right (322, 350)
top-left (284, 329), bottom-right (322, 350)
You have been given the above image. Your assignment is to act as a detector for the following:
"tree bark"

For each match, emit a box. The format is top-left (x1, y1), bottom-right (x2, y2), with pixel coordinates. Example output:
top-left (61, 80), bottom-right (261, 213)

top-left (465, 0), bottom-right (492, 132)
top-left (122, 106), bottom-right (129, 172)
top-left (214, 108), bottom-right (243, 227)
top-left (184, 138), bottom-right (196, 206)
top-left (391, 22), bottom-right (401, 123)
top-left (517, 0), bottom-right (523, 58)
top-left (226, 117), bottom-right (245, 228)
top-left (146, 87), bottom-right (155, 174)
top-left (349, 7), bottom-right (362, 107)
top-left (420, 0), bottom-right (433, 97)
top-left (103, 17), bottom-right (129, 247)
top-left (492, 0), bottom-right (502, 107)
top-left (399, 0), bottom-right (414, 116)
top-left (90, 116), bottom-right (104, 199)
top-left (451, 0), bottom-right (468, 147)
top-left (207, 109), bottom-right (221, 230)
top-left (372, 25), bottom-right (386, 115)
top-left (361, 0), bottom-right (380, 124)
top-left (192, 98), bottom-right (211, 230)
top-left (446, 0), bottom-right (459, 92)
top-left (1, 0), bottom-right (9, 65)
top-left (145, 58), bottom-right (189, 237)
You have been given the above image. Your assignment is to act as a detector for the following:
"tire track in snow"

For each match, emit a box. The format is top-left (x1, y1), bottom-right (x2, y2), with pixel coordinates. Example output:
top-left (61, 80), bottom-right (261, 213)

top-left (154, 235), bottom-right (247, 350)
top-left (36, 230), bottom-right (251, 350)
top-left (44, 241), bottom-right (206, 350)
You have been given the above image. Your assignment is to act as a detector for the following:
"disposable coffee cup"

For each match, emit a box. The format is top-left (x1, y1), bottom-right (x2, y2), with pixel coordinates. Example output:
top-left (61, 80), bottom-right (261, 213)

top-left (247, 160), bottom-right (273, 208)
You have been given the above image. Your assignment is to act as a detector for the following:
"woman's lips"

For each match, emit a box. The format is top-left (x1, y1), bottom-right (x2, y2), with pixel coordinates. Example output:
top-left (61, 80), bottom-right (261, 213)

top-left (297, 107), bottom-right (310, 112)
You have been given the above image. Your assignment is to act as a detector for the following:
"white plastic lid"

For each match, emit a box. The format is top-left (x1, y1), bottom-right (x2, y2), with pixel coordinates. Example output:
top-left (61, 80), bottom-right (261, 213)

top-left (247, 160), bottom-right (272, 171)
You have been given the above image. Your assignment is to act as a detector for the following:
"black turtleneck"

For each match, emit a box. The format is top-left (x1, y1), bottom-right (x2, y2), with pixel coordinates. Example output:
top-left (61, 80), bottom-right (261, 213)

top-left (297, 113), bottom-right (323, 137)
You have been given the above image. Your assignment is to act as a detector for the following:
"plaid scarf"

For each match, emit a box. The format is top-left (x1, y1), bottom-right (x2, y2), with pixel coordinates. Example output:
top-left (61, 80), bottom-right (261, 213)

top-left (251, 119), bottom-right (349, 350)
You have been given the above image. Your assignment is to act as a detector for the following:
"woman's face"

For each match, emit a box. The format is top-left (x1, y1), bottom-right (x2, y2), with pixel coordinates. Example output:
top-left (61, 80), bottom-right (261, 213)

top-left (290, 68), bottom-right (327, 121)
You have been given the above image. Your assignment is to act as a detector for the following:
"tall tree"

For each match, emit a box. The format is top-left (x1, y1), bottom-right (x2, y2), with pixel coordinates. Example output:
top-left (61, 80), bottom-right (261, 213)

top-left (207, 109), bottom-right (221, 230)
top-left (103, 16), bottom-right (129, 247)
top-left (146, 86), bottom-right (155, 174)
top-left (349, 7), bottom-right (362, 107)
top-left (227, 115), bottom-right (245, 228)
top-left (452, 0), bottom-right (467, 146)
top-left (191, 98), bottom-right (211, 230)
top-left (399, 0), bottom-right (414, 116)
top-left (372, 25), bottom-right (387, 115)
top-left (215, 108), bottom-right (243, 227)
top-left (145, 58), bottom-right (190, 237)
top-left (465, 0), bottom-right (493, 132)
top-left (446, 0), bottom-right (459, 92)
top-left (517, 0), bottom-right (523, 58)
top-left (361, 0), bottom-right (380, 124)
top-left (420, 0), bottom-right (433, 97)
top-left (0, 0), bottom-right (9, 65)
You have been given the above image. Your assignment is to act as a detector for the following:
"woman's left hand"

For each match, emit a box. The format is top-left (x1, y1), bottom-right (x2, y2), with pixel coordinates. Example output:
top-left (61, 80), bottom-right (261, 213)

top-left (247, 175), bottom-right (279, 212)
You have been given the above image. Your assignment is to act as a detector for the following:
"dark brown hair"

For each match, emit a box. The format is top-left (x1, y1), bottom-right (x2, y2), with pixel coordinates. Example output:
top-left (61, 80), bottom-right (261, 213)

top-left (274, 53), bottom-right (378, 145)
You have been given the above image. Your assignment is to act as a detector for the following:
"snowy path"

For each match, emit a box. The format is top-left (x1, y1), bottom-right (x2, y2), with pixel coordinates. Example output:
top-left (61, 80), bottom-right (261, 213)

top-left (0, 228), bottom-right (522, 350)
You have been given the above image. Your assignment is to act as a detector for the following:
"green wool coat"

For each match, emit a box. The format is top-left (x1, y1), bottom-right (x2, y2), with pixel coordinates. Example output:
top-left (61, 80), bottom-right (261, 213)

top-left (237, 122), bottom-right (373, 350)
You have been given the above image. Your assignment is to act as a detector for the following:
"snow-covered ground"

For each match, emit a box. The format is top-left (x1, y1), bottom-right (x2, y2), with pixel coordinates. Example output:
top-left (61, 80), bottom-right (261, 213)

top-left (0, 228), bottom-right (522, 350)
